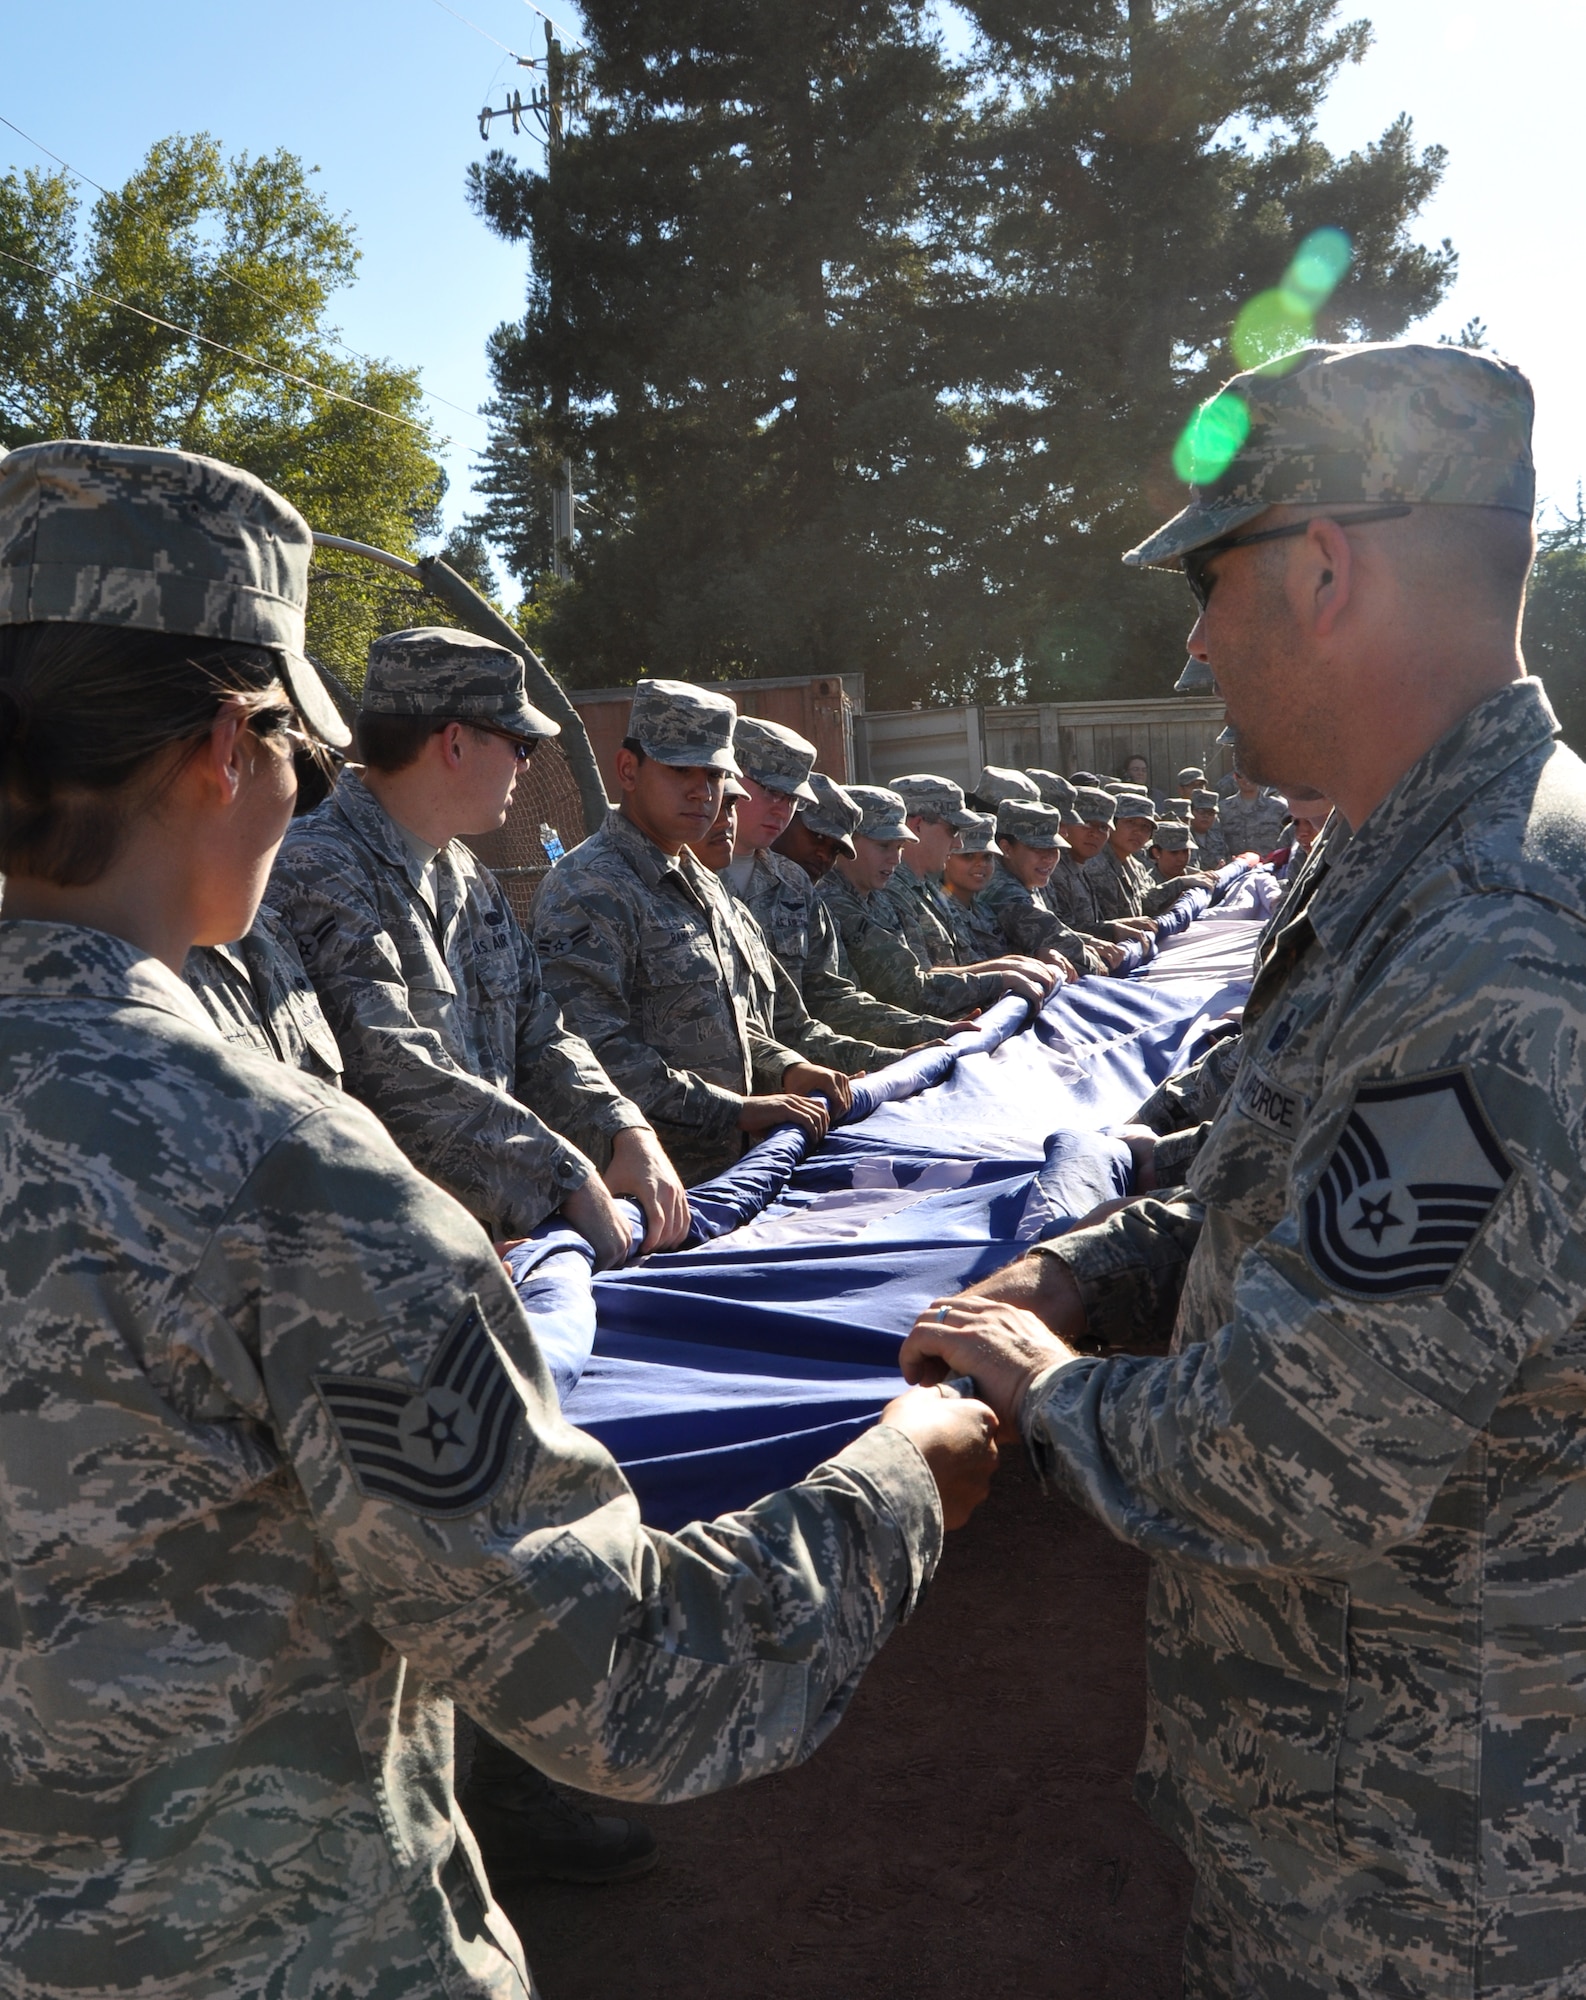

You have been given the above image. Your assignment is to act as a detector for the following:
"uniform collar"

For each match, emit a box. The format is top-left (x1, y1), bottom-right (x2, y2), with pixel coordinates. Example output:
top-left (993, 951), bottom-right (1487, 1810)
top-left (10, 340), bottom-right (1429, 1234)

top-left (330, 767), bottom-right (453, 903)
top-left (605, 806), bottom-right (716, 900)
top-left (1310, 677), bottom-right (1557, 960)
top-left (0, 919), bottom-right (218, 1035)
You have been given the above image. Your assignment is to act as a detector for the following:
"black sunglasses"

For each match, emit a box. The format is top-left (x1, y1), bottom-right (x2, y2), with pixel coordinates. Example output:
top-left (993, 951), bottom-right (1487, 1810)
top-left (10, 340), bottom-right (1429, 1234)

top-left (472, 724), bottom-right (538, 764)
top-left (1183, 505), bottom-right (1413, 610)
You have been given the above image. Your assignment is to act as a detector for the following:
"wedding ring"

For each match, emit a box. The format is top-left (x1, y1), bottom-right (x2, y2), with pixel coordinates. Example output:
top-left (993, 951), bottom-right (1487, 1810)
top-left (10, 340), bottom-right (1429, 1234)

top-left (934, 1304), bottom-right (950, 1323)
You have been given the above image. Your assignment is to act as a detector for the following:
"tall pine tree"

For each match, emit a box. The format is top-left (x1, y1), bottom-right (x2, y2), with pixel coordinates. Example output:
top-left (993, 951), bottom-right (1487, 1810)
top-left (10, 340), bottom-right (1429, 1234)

top-left (469, 0), bottom-right (971, 699)
top-left (948, 0), bottom-right (1456, 702)
top-left (470, 0), bottom-right (1456, 706)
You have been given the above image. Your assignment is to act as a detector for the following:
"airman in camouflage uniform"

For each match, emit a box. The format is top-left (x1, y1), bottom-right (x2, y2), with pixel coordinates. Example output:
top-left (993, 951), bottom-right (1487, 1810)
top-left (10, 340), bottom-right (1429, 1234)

top-left (815, 786), bottom-right (1006, 1017)
top-left (1190, 789), bottom-right (1231, 870)
top-left (532, 680), bottom-right (815, 1184)
top-left (0, 440), bottom-right (975, 2000)
top-left (266, 630), bottom-right (653, 1241)
top-left (1082, 790), bottom-right (1162, 922)
top-left (966, 763), bottom-right (1040, 812)
top-left (1218, 776), bottom-right (1290, 856)
top-left (883, 772), bottom-right (980, 966)
top-left (752, 774), bottom-right (955, 1048)
top-left (979, 799), bottom-right (1107, 972)
top-left (939, 811), bottom-right (1007, 962)
top-left (183, 900), bottom-right (344, 1084)
top-left (1141, 821), bottom-right (1209, 917)
top-left (909, 343), bottom-right (1586, 2000)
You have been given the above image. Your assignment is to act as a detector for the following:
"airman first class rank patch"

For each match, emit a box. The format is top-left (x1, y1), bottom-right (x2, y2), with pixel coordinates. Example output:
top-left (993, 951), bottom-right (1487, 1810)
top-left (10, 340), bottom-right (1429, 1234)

top-left (1304, 1069), bottom-right (1513, 1299)
top-left (316, 1297), bottom-right (520, 1517)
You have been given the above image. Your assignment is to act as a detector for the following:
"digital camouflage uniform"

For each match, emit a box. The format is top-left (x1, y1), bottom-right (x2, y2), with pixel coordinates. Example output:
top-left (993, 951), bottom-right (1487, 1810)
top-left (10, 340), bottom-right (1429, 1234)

top-left (1021, 343), bottom-right (1582, 1997)
top-left (1044, 851), bottom-right (1107, 933)
top-left (736, 845), bottom-right (949, 1048)
top-left (1081, 842), bottom-right (1156, 923)
top-left (815, 865), bottom-right (1001, 1017)
top-left (1192, 793), bottom-right (1232, 872)
top-left (941, 887), bottom-right (1005, 964)
top-left (534, 809), bottom-right (803, 1184)
top-left (1141, 825), bottom-right (1205, 919)
top-left (1218, 786), bottom-right (1290, 857)
top-left (720, 887), bottom-right (893, 1077)
top-left (183, 901), bottom-right (343, 1084)
top-left (0, 918), bottom-right (941, 2000)
top-left (267, 767), bottom-right (645, 1238)
top-left (979, 802), bottom-right (1104, 972)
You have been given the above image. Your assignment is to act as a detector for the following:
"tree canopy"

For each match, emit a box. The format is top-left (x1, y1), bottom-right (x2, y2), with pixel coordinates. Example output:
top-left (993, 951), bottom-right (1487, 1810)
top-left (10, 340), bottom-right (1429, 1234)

top-left (0, 134), bottom-right (448, 681)
top-left (469, 0), bottom-right (1457, 706)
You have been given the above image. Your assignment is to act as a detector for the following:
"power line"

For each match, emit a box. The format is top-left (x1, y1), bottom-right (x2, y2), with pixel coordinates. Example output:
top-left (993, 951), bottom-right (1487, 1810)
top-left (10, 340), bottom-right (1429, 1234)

top-left (0, 244), bottom-right (443, 438)
top-left (0, 107), bottom-right (489, 430)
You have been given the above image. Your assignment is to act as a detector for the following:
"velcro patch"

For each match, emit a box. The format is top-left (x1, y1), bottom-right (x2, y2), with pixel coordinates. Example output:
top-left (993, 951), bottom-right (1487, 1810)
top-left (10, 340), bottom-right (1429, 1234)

top-left (316, 1297), bottom-right (521, 1517)
top-left (1303, 1070), bottom-right (1512, 1299)
top-left (1235, 1059), bottom-right (1304, 1138)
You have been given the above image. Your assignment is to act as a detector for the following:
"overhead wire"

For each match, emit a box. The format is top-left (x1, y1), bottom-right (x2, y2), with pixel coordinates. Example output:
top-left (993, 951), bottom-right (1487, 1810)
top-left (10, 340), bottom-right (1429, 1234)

top-left (0, 108), bottom-right (489, 430)
top-left (0, 243), bottom-right (443, 437)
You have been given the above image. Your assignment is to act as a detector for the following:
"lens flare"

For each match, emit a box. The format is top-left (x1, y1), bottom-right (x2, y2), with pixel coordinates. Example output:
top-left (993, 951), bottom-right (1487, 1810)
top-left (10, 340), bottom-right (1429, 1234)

top-left (1172, 391), bottom-right (1252, 484)
top-left (1174, 227), bottom-right (1354, 482)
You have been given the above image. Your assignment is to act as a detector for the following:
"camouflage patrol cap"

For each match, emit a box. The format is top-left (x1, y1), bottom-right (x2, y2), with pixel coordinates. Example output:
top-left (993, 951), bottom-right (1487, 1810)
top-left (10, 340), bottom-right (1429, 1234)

top-left (722, 774), bottom-right (749, 802)
top-left (954, 811), bottom-right (999, 856)
top-left (0, 438), bottom-right (351, 747)
top-left (1074, 786), bottom-right (1116, 825)
top-left (1167, 797), bottom-right (1193, 816)
top-left (1150, 821), bottom-right (1196, 853)
top-left (798, 770), bottom-right (860, 855)
top-left (996, 799), bottom-right (1070, 851)
top-left (1191, 789), bottom-right (1222, 813)
top-left (1027, 768), bottom-right (1079, 810)
top-left (1102, 778), bottom-right (1129, 794)
top-left (889, 773), bottom-right (975, 828)
top-left (1114, 792), bottom-right (1159, 825)
top-left (733, 715), bottom-right (817, 801)
top-left (1177, 766), bottom-right (1206, 786)
top-left (360, 626), bottom-right (560, 740)
top-left (627, 677), bottom-right (739, 771)
top-left (971, 765), bottom-right (1040, 808)
top-left (1068, 770), bottom-right (1101, 786)
top-left (848, 785), bottom-right (918, 844)
top-left (1128, 342), bottom-right (1536, 569)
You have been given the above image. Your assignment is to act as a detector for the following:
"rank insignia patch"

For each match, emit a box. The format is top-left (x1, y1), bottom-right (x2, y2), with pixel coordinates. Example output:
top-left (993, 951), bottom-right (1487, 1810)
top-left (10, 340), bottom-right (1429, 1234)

top-left (1304, 1070), bottom-right (1512, 1299)
top-left (316, 1297), bottom-right (520, 1517)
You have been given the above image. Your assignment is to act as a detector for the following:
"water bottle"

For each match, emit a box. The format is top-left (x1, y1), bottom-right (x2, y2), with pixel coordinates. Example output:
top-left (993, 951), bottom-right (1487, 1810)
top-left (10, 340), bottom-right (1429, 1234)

top-left (539, 821), bottom-right (565, 864)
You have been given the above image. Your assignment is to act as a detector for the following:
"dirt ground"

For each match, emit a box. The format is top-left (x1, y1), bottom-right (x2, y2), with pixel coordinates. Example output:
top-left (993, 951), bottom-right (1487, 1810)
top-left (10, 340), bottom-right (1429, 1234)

top-left (500, 1453), bottom-right (1194, 1999)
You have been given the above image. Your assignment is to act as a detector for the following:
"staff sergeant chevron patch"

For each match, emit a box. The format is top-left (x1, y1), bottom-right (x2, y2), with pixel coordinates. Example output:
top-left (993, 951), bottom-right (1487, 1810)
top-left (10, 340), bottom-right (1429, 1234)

top-left (1303, 1069), bottom-right (1513, 1299)
top-left (316, 1297), bottom-right (521, 1517)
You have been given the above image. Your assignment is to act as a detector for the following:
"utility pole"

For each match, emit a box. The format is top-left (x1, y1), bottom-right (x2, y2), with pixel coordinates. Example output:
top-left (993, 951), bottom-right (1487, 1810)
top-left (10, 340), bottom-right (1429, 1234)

top-left (478, 19), bottom-right (579, 580)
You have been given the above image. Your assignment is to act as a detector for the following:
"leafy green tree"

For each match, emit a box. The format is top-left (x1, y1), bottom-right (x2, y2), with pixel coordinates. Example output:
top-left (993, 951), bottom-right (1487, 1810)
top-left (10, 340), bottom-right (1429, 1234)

top-left (0, 136), bottom-right (446, 681)
top-left (470, 0), bottom-right (1456, 707)
top-left (467, 0), bottom-right (973, 700)
top-left (1524, 492), bottom-right (1586, 756)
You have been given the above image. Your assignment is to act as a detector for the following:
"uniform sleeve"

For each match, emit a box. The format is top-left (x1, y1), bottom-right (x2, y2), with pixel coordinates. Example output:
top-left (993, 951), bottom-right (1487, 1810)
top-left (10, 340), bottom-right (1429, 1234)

top-left (510, 919), bottom-right (649, 1161)
top-left (769, 955), bottom-right (890, 1076)
top-left (803, 905), bottom-right (952, 1046)
top-left (1035, 1197), bottom-right (1206, 1348)
top-left (193, 1103), bottom-right (943, 1804)
top-left (266, 861), bottom-right (597, 1238)
top-left (837, 897), bottom-right (1001, 1016)
top-left (990, 890), bottom-right (1102, 974)
top-left (533, 871), bottom-right (746, 1158)
top-left (1024, 908), bottom-right (1586, 1576)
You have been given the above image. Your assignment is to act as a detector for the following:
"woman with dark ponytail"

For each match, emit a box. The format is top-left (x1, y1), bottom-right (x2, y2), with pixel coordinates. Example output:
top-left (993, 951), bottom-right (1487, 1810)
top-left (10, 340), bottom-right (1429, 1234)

top-left (0, 445), bottom-right (994, 1997)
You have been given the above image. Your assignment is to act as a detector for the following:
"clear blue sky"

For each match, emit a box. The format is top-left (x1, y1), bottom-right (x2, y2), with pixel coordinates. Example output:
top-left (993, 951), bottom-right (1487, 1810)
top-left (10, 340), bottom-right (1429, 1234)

top-left (5, 0), bottom-right (1581, 566)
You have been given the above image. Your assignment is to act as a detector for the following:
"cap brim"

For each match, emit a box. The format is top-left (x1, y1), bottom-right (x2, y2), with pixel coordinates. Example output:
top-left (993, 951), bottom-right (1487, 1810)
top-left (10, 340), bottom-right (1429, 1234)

top-left (945, 806), bottom-right (977, 829)
top-left (1123, 495), bottom-right (1269, 570)
top-left (1173, 657), bottom-right (1218, 694)
top-left (497, 697), bottom-right (562, 743)
top-left (755, 771), bottom-right (819, 804)
top-left (281, 650), bottom-right (353, 750)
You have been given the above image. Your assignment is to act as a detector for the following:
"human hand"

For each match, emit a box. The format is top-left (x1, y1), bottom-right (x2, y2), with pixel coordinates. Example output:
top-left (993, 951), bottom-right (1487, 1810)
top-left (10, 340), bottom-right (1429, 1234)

top-left (559, 1173), bottom-right (634, 1272)
top-left (900, 1295), bottom-right (1076, 1431)
top-left (1095, 940), bottom-right (1128, 970)
top-left (738, 1092), bottom-right (831, 1143)
top-left (603, 1125), bottom-right (690, 1255)
top-left (945, 1013), bottom-right (984, 1035)
top-left (1112, 1122), bottom-right (1159, 1193)
top-left (782, 1059), bottom-right (853, 1119)
top-left (874, 1384), bottom-right (1000, 1529)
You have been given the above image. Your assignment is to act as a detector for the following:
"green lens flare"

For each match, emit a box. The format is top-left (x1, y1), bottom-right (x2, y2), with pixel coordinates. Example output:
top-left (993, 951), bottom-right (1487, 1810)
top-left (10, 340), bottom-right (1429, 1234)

top-left (1231, 288), bottom-right (1314, 370)
top-left (1284, 227), bottom-right (1352, 311)
top-left (1172, 391), bottom-right (1252, 485)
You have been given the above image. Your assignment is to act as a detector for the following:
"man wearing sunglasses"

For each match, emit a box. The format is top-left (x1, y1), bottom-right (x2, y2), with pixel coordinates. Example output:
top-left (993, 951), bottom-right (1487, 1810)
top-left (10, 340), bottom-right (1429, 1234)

top-left (899, 341), bottom-right (1586, 2000)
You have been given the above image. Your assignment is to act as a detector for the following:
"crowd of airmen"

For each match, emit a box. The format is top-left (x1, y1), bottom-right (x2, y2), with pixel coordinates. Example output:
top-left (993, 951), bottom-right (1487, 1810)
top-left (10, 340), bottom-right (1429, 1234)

top-left (8, 333), bottom-right (1586, 2000)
